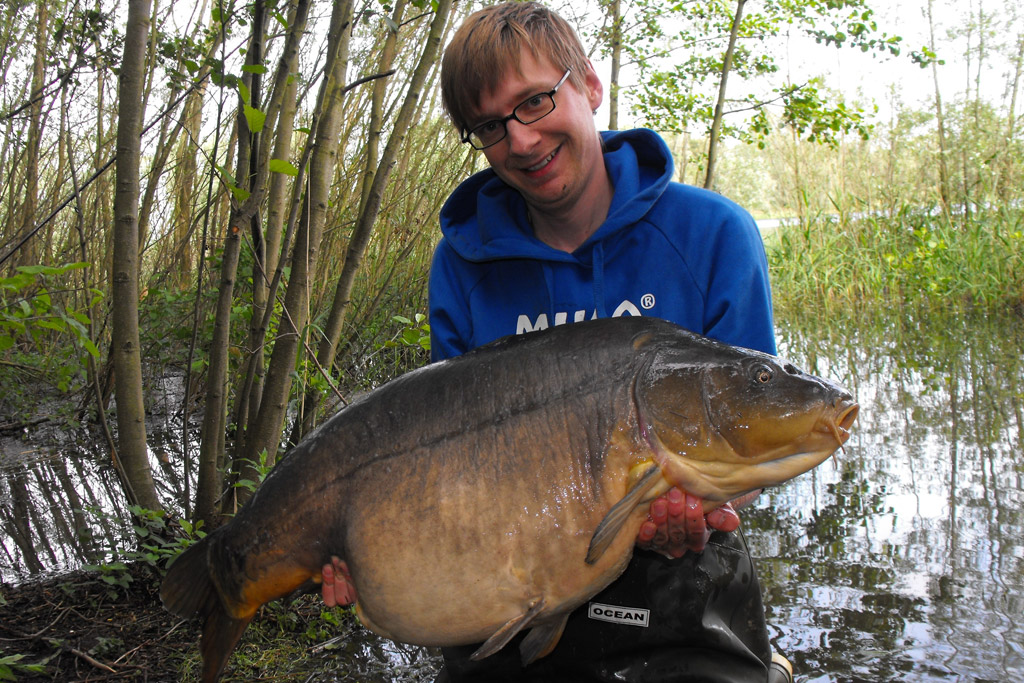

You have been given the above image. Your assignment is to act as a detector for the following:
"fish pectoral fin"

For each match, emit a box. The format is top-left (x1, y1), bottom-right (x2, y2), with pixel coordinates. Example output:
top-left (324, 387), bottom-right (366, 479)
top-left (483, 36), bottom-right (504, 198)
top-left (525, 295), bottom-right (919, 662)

top-left (470, 598), bottom-right (546, 661)
top-left (519, 613), bottom-right (570, 666)
top-left (586, 464), bottom-right (662, 565)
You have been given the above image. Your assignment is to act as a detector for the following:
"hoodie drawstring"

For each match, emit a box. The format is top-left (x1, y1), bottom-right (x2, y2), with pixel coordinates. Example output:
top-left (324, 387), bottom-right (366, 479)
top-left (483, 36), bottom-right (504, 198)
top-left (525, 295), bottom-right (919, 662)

top-left (592, 243), bottom-right (607, 319)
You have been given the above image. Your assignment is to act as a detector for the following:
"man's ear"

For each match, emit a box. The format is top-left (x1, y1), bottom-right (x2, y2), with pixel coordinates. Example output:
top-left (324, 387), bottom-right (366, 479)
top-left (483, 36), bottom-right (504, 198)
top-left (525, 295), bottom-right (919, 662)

top-left (583, 59), bottom-right (603, 112)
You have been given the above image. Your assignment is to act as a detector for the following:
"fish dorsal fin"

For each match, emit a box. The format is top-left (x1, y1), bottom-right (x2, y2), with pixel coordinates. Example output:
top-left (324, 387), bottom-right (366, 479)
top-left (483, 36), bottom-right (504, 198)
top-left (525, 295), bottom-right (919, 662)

top-left (519, 612), bottom-right (570, 665)
top-left (470, 598), bottom-right (546, 661)
top-left (586, 464), bottom-right (662, 565)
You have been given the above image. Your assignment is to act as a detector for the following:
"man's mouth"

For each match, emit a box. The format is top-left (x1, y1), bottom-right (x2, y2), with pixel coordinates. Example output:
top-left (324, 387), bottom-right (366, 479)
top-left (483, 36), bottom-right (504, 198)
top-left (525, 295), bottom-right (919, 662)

top-left (524, 146), bottom-right (558, 173)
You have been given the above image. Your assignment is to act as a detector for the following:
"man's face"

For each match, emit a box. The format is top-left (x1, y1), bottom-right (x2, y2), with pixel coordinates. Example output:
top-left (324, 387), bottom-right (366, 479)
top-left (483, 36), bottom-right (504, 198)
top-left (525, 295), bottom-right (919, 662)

top-left (471, 51), bottom-right (604, 218)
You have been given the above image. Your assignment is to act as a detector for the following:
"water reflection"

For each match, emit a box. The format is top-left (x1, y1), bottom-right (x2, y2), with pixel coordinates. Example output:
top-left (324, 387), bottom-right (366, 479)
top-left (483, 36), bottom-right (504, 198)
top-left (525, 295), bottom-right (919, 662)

top-left (750, 307), bottom-right (1024, 682)
top-left (0, 437), bottom-right (129, 580)
top-left (1, 308), bottom-right (1022, 681)
top-left (0, 371), bottom-right (197, 584)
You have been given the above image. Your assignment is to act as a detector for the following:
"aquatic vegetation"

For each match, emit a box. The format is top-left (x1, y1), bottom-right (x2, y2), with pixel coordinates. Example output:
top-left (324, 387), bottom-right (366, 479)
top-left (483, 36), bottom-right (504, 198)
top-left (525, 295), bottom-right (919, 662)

top-left (765, 206), bottom-right (1024, 314)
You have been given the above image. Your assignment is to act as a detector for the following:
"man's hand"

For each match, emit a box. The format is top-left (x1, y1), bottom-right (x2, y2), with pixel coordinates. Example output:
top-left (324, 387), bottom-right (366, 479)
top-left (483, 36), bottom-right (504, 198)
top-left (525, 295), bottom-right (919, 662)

top-left (636, 487), bottom-right (756, 558)
top-left (321, 556), bottom-right (357, 607)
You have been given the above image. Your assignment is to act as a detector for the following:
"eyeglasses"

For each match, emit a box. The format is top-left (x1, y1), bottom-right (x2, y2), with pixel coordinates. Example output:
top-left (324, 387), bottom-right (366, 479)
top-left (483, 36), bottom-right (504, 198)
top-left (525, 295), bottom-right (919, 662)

top-left (462, 69), bottom-right (572, 150)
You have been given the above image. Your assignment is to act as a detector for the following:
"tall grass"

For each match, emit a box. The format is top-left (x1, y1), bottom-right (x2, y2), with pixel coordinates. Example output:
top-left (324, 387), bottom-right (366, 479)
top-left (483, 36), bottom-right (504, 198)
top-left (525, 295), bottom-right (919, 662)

top-left (765, 206), bottom-right (1024, 316)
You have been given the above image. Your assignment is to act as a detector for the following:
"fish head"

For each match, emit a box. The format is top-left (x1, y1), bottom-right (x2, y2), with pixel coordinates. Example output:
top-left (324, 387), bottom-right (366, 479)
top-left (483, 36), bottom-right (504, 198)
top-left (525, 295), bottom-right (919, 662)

top-left (635, 336), bottom-right (858, 503)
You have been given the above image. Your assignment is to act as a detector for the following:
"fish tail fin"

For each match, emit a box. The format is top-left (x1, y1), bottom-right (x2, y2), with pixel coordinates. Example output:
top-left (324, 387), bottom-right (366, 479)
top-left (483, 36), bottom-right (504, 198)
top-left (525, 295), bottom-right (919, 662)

top-left (161, 536), bottom-right (255, 682)
top-left (161, 536), bottom-right (216, 619)
top-left (199, 601), bottom-right (255, 683)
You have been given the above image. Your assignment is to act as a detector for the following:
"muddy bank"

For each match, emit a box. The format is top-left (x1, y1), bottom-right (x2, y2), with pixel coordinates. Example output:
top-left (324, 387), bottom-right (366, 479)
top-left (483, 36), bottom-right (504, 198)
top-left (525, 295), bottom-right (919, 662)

top-left (0, 563), bottom-right (441, 681)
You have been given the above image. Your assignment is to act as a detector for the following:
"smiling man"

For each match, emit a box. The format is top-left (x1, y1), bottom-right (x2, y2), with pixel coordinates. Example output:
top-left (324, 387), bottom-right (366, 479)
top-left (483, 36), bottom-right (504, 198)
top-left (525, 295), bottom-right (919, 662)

top-left (324, 3), bottom-right (788, 681)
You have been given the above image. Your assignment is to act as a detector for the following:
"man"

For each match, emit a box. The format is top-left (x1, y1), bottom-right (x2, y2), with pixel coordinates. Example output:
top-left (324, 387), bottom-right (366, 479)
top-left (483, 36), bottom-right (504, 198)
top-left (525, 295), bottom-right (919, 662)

top-left (324, 3), bottom-right (787, 681)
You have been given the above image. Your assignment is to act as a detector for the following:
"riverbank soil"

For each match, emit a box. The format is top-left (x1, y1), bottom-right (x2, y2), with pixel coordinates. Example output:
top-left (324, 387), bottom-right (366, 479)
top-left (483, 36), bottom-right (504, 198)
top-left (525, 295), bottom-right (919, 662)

top-left (0, 563), bottom-right (193, 681)
top-left (0, 563), bottom-right (442, 682)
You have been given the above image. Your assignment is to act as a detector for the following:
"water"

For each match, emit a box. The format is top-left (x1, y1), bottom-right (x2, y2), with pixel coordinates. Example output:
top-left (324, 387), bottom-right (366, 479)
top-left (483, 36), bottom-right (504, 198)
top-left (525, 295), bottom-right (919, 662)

top-left (752, 307), bottom-right (1024, 682)
top-left (1, 307), bottom-right (1022, 681)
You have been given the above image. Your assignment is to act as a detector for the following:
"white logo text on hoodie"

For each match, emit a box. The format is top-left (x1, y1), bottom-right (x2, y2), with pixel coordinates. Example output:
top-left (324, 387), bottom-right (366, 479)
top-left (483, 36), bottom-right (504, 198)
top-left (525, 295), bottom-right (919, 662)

top-left (516, 297), bottom-right (652, 335)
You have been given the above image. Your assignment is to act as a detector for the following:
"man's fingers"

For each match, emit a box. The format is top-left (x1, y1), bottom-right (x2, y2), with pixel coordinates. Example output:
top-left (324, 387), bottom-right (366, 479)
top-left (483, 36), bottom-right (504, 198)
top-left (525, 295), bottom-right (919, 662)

top-left (321, 556), bottom-right (357, 607)
top-left (321, 561), bottom-right (338, 607)
top-left (706, 502), bottom-right (741, 532)
top-left (666, 488), bottom-right (687, 548)
top-left (649, 496), bottom-right (668, 524)
top-left (665, 487), bottom-right (685, 520)
top-left (683, 492), bottom-right (711, 553)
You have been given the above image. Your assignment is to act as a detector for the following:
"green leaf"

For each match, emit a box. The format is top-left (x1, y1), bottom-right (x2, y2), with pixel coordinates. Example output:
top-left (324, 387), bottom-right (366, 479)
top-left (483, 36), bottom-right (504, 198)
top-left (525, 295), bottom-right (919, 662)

top-left (82, 338), bottom-right (101, 358)
top-left (268, 158), bottom-right (299, 176)
top-left (36, 320), bottom-right (66, 333)
top-left (230, 185), bottom-right (251, 202)
top-left (243, 104), bottom-right (266, 133)
top-left (242, 64), bottom-right (268, 74)
top-left (216, 164), bottom-right (237, 185)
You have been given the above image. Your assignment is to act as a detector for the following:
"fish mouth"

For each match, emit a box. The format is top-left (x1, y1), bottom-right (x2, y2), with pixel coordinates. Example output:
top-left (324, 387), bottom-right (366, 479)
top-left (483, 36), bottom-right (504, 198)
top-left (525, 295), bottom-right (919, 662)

top-left (818, 399), bottom-right (859, 465)
top-left (753, 398), bottom-right (859, 477)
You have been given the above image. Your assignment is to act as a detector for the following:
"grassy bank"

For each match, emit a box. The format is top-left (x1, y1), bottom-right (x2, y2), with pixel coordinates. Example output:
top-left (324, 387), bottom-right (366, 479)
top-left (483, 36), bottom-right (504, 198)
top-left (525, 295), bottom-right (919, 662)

top-left (764, 207), bottom-right (1024, 315)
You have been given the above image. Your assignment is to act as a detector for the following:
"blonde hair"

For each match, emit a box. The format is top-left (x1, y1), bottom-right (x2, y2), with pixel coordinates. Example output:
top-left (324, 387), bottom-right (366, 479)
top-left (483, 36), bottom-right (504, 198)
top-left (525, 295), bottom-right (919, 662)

top-left (441, 2), bottom-right (590, 137)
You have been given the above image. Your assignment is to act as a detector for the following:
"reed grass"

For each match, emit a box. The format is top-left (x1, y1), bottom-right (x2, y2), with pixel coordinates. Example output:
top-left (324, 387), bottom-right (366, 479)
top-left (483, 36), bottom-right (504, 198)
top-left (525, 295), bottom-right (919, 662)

top-left (765, 206), bottom-right (1024, 316)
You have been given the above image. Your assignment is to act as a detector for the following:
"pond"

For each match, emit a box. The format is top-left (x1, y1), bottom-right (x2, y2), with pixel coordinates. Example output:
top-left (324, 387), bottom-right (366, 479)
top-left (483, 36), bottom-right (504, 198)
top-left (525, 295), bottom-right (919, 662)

top-left (754, 306), bottom-right (1024, 682)
top-left (1, 306), bottom-right (1022, 682)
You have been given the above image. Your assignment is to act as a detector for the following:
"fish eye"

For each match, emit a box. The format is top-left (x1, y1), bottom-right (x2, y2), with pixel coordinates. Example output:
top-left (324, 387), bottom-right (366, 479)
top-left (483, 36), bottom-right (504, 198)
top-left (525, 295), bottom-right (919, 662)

top-left (753, 365), bottom-right (773, 384)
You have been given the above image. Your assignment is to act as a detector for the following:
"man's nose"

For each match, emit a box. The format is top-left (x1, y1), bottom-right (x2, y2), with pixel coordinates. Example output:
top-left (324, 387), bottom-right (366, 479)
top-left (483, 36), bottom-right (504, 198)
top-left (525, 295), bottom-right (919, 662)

top-left (504, 118), bottom-right (541, 155)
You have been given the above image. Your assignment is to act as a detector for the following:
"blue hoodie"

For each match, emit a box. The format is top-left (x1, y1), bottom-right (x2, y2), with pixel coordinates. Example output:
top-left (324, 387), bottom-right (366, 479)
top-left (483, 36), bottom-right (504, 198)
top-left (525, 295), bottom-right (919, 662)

top-left (429, 128), bottom-right (775, 360)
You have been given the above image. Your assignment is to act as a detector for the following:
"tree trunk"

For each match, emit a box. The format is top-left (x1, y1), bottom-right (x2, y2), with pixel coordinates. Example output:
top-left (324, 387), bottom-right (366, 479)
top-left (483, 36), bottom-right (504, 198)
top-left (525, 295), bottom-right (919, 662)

top-left (192, 0), bottom-right (314, 524)
top-left (704, 0), bottom-right (747, 190)
top-left (998, 34), bottom-right (1023, 199)
top-left (232, 0), bottom-right (312, 439)
top-left (294, 0), bottom-right (407, 441)
top-left (607, 0), bottom-right (621, 131)
top-left (15, 0), bottom-right (49, 269)
top-left (111, 0), bottom-right (160, 512)
top-left (294, 0), bottom-right (454, 441)
top-left (927, 0), bottom-right (951, 212)
top-left (229, 0), bottom-right (356, 510)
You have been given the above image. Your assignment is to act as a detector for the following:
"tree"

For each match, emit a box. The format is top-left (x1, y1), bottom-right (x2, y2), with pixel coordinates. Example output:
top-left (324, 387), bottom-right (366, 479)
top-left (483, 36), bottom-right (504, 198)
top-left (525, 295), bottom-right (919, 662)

top-left (619, 0), bottom-right (916, 187)
top-left (110, 0), bottom-right (160, 511)
top-left (227, 0), bottom-right (357, 512)
top-left (14, 0), bottom-right (49, 270)
top-left (293, 0), bottom-right (455, 442)
top-left (193, 0), bottom-right (316, 523)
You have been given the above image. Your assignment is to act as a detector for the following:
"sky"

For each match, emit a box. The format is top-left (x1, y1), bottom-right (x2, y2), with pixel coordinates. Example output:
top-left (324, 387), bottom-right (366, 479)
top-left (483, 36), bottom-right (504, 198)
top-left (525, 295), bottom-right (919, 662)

top-left (589, 0), bottom-right (1021, 130)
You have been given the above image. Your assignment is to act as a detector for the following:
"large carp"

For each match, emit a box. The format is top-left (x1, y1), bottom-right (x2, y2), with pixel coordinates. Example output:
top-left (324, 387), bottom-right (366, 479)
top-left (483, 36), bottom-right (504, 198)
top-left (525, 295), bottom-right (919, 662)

top-left (161, 316), bottom-right (858, 681)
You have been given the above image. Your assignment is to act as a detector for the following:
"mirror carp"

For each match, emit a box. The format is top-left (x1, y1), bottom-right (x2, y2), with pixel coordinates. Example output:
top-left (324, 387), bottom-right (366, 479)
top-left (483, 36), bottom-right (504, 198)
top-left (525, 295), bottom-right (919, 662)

top-left (161, 316), bottom-right (858, 681)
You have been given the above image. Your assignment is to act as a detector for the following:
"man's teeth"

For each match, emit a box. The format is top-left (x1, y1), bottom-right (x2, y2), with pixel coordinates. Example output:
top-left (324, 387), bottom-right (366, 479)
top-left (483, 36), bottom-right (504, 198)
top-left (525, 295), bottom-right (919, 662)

top-left (526, 150), bottom-right (556, 172)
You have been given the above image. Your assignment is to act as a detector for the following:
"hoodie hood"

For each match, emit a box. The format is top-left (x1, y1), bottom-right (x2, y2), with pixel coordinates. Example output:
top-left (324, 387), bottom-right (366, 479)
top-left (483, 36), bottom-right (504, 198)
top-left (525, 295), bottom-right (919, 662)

top-left (438, 128), bottom-right (674, 264)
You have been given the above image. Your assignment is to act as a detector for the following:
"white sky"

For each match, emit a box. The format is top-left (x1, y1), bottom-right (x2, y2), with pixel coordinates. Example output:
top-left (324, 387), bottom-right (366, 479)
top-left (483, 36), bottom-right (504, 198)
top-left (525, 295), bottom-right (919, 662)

top-left (590, 0), bottom-right (1021, 130)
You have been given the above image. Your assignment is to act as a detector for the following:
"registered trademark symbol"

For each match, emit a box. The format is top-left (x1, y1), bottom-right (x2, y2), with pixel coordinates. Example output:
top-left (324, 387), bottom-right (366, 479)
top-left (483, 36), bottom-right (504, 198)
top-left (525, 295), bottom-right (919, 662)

top-left (640, 293), bottom-right (655, 309)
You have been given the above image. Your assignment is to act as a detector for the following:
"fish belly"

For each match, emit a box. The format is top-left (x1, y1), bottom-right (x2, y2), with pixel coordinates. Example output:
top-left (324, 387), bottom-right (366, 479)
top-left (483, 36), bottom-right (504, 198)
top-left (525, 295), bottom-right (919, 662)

top-left (344, 455), bottom-right (641, 647)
